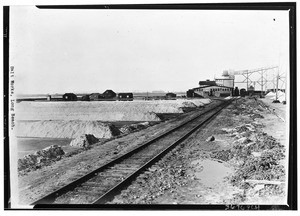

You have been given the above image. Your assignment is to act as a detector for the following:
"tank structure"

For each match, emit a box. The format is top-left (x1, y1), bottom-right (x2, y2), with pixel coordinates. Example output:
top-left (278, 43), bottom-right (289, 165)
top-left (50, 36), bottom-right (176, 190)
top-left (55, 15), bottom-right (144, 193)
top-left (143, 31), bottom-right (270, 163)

top-left (240, 88), bottom-right (247, 97)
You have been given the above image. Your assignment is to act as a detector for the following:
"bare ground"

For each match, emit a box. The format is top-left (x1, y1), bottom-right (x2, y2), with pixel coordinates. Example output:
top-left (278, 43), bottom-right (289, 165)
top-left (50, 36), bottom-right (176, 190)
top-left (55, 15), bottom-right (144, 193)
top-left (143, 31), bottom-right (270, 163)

top-left (17, 101), bottom-right (218, 205)
top-left (17, 98), bottom-right (287, 206)
top-left (109, 97), bottom-right (287, 205)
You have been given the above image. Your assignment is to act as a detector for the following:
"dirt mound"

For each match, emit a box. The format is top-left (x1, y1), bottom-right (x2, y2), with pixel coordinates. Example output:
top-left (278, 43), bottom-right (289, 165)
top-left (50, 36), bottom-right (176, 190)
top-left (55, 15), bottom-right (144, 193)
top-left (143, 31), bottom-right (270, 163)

top-left (17, 120), bottom-right (121, 138)
top-left (18, 145), bottom-right (64, 172)
top-left (120, 122), bottom-right (150, 134)
top-left (70, 134), bottom-right (99, 148)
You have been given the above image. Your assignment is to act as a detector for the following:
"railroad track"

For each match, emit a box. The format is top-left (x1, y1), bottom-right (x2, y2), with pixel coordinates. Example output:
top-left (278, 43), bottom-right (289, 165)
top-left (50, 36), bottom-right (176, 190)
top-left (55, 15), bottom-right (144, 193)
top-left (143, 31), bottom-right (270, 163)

top-left (31, 99), bottom-right (231, 205)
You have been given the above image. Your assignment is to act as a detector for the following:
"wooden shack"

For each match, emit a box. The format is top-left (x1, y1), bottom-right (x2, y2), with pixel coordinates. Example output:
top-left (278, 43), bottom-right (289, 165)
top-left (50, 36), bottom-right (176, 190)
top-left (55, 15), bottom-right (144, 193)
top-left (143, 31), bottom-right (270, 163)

top-left (103, 90), bottom-right (116, 99)
top-left (118, 93), bottom-right (133, 101)
top-left (166, 92), bottom-right (177, 99)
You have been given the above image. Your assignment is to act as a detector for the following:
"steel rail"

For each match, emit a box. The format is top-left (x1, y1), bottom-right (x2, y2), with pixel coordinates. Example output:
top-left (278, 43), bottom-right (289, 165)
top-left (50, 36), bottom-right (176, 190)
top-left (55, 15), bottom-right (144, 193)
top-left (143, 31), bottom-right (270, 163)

top-left (31, 100), bottom-right (231, 205)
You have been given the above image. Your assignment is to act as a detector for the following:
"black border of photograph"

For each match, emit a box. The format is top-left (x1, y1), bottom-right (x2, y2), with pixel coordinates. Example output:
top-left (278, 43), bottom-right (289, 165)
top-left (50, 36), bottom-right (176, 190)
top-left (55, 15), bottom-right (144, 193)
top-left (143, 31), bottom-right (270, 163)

top-left (3, 2), bottom-right (297, 210)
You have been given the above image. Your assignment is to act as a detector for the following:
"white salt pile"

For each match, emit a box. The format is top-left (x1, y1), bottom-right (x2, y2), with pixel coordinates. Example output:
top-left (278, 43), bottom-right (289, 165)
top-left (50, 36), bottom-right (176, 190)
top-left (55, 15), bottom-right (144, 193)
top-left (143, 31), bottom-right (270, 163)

top-left (265, 91), bottom-right (276, 98)
top-left (16, 99), bottom-right (210, 122)
top-left (179, 98), bottom-right (211, 107)
top-left (266, 91), bottom-right (286, 103)
top-left (179, 99), bottom-right (205, 107)
top-left (196, 98), bottom-right (211, 105)
top-left (17, 120), bottom-right (121, 139)
top-left (271, 91), bottom-right (286, 102)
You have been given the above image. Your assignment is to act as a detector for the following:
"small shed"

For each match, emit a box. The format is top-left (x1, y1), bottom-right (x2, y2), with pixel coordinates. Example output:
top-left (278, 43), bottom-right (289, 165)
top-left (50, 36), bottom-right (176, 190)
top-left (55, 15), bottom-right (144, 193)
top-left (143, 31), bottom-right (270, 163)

top-left (118, 93), bottom-right (133, 101)
top-left (166, 92), bottom-right (177, 99)
top-left (63, 93), bottom-right (77, 101)
top-left (81, 94), bottom-right (90, 101)
top-left (103, 90), bottom-right (116, 99)
top-left (90, 93), bottom-right (104, 101)
top-left (50, 94), bottom-right (64, 101)
top-left (90, 93), bottom-right (98, 100)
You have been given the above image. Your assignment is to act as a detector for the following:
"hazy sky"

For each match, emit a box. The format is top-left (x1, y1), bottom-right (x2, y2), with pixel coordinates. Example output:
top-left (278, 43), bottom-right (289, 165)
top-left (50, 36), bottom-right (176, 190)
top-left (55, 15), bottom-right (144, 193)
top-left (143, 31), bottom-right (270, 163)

top-left (10, 6), bottom-right (289, 94)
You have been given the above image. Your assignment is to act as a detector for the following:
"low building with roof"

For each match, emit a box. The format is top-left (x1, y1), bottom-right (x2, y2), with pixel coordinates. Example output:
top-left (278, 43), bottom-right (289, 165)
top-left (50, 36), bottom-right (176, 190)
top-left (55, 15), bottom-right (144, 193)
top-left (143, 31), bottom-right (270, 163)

top-left (188, 79), bottom-right (234, 98)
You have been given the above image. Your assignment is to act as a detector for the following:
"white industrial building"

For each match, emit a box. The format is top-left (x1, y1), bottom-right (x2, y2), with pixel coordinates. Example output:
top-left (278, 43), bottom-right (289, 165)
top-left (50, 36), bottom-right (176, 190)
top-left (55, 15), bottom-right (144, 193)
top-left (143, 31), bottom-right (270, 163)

top-left (187, 71), bottom-right (234, 98)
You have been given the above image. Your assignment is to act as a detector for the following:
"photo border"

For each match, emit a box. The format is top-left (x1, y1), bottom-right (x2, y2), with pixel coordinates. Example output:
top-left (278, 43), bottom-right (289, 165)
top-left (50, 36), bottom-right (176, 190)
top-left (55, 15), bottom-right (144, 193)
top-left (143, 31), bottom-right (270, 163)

top-left (3, 2), bottom-right (297, 210)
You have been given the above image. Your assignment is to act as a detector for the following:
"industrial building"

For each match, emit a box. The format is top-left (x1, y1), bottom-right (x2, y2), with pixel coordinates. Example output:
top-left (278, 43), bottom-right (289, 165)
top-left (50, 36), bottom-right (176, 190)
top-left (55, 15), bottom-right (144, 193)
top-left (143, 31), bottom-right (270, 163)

top-left (188, 79), bottom-right (233, 98)
top-left (192, 85), bottom-right (233, 98)
top-left (187, 70), bottom-right (235, 98)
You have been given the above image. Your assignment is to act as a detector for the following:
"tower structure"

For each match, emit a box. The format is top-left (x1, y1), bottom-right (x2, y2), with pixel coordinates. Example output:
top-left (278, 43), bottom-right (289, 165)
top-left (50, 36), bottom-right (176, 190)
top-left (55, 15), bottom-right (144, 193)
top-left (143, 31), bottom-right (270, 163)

top-left (230, 66), bottom-right (285, 94)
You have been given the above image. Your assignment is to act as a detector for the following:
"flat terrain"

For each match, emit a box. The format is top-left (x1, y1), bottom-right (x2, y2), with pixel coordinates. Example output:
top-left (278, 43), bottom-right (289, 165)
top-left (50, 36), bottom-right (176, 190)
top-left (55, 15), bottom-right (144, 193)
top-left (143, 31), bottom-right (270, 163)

top-left (16, 97), bottom-right (287, 207)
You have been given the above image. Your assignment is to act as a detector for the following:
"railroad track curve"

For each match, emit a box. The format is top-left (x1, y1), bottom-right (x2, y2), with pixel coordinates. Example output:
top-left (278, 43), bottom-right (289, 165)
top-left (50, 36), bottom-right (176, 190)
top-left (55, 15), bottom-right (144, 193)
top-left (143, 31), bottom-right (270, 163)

top-left (31, 99), bottom-right (231, 205)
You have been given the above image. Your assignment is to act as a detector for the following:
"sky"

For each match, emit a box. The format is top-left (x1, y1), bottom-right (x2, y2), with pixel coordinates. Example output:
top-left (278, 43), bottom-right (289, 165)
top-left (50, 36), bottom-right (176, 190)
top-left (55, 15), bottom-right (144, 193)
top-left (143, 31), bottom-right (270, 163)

top-left (10, 6), bottom-right (289, 94)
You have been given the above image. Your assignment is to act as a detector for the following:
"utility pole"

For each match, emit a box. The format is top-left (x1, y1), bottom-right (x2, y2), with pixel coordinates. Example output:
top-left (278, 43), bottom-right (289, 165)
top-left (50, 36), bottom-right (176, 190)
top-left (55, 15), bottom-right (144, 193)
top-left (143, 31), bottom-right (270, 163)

top-left (285, 73), bottom-right (287, 102)
top-left (261, 70), bottom-right (264, 97)
top-left (265, 72), bottom-right (268, 94)
top-left (276, 68), bottom-right (279, 100)
top-left (246, 70), bottom-right (249, 91)
top-left (273, 73), bottom-right (275, 91)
